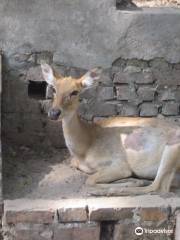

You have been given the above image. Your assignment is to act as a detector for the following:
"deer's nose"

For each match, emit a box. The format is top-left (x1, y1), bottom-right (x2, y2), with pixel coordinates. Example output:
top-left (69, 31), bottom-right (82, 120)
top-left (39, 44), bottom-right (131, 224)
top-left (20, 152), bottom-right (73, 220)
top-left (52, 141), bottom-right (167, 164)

top-left (48, 108), bottom-right (61, 120)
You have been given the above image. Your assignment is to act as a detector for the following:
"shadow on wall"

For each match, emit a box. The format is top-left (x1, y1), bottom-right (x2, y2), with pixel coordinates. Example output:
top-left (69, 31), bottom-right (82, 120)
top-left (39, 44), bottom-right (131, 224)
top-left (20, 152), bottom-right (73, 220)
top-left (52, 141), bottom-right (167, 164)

top-left (116, 0), bottom-right (139, 10)
top-left (1, 53), bottom-right (66, 149)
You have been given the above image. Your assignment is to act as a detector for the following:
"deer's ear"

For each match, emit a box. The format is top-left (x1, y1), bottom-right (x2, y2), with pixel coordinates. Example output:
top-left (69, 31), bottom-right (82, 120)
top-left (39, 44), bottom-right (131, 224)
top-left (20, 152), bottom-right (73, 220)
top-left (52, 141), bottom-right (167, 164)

top-left (80, 67), bottom-right (102, 87)
top-left (41, 63), bottom-right (55, 86)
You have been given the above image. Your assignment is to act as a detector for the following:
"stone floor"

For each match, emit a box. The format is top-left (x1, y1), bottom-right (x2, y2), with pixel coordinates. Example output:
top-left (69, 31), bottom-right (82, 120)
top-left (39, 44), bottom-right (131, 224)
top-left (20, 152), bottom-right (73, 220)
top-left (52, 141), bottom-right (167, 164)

top-left (3, 144), bottom-right (180, 200)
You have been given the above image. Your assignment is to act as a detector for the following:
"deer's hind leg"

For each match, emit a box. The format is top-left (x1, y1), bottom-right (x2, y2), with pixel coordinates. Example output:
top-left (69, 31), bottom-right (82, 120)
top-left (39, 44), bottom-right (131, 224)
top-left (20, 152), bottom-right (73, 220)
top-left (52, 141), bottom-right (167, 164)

top-left (96, 178), bottom-right (152, 189)
top-left (90, 144), bottom-right (180, 196)
top-left (86, 162), bottom-right (132, 186)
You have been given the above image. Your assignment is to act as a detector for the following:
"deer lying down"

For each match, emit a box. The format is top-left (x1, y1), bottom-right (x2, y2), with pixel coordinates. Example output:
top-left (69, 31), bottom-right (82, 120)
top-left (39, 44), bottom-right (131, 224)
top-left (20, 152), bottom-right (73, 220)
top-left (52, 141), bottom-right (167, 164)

top-left (41, 64), bottom-right (180, 196)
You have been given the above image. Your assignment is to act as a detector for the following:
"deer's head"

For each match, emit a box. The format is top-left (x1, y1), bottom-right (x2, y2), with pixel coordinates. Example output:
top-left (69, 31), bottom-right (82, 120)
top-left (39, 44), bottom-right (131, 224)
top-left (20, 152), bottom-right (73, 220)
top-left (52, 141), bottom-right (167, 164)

top-left (41, 64), bottom-right (102, 120)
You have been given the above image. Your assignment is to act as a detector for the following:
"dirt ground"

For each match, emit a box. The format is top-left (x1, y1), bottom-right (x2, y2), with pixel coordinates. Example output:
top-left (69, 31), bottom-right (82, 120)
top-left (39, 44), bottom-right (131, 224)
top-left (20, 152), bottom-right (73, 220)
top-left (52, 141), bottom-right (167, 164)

top-left (3, 145), bottom-right (88, 199)
top-left (3, 143), bottom-right (180, 200)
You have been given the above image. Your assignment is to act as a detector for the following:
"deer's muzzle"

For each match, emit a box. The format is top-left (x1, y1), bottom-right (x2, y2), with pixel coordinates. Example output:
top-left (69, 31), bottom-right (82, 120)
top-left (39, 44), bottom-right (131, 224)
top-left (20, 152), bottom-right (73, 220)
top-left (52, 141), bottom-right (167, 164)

top-left (48, 108), bottom-right (61, 120)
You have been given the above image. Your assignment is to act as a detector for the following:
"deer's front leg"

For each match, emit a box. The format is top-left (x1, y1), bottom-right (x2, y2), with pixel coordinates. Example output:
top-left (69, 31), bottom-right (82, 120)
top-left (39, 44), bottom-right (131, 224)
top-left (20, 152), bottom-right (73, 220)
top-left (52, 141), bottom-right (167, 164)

top-left (86, 165), bottom-right (132, 186)
top-left (70, 156), bottom-right (95, 174)
top-left (70, 157), bottom-right (79, 169)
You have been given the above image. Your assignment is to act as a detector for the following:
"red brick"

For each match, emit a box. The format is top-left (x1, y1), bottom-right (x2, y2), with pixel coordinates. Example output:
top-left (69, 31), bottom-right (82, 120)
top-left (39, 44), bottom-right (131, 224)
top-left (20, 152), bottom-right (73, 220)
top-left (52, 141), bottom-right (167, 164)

top-left (6, 210), bottom-right (54, 224)
top-left (138, 207), bottom-right (169, 222)
top-left (15, 224), bottom-right (53, 240)
top-left (58, 207), bottom-right (88, 222)
top-left (89, 208), bottom-right (134, 221)
top-left (53, 223), bottom-right (100, 240)
top-left (113, 223), bottom-right (135, 240)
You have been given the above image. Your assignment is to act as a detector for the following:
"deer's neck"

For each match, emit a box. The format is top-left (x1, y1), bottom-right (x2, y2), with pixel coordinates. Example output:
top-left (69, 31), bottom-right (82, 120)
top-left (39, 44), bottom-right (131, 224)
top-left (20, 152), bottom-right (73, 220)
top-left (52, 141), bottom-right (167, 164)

top-left (62, 111), bottom-right (92, 157)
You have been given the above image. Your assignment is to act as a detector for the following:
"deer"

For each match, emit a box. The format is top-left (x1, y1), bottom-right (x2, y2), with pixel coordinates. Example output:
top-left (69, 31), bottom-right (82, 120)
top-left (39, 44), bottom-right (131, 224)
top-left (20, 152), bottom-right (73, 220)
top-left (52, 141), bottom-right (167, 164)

top-left (41, 63), bottom-right (180, 196)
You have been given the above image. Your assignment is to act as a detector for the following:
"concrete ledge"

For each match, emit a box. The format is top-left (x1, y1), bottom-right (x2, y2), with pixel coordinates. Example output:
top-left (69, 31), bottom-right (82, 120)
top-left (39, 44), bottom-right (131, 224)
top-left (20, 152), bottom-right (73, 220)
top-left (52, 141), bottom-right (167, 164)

top-left (4, 195), bottom-right (180, 223)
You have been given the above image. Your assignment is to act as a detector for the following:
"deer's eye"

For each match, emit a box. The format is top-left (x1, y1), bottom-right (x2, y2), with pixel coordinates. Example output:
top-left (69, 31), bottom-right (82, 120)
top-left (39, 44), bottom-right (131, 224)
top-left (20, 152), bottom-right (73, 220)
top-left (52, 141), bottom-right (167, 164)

top-left (70, 90), bottom-right (79, 97)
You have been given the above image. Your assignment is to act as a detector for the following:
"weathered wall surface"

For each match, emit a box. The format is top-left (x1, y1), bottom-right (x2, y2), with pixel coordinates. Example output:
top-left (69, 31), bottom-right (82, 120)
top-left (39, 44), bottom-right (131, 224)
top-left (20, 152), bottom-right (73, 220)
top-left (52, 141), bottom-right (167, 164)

top-left (1, 0), bottom-right (180, 148)
top-left (0, 0), bottom-right (180, 68)
top-left (0, 55), bottom-right (3, 240)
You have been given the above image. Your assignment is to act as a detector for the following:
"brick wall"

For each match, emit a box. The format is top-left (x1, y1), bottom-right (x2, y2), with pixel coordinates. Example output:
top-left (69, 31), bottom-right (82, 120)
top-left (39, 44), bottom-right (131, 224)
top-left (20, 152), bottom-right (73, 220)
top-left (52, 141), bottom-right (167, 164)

top-left (2, 196), bottom-right (180, 239)
top-left (80, 57), bottom-right (180, 120)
